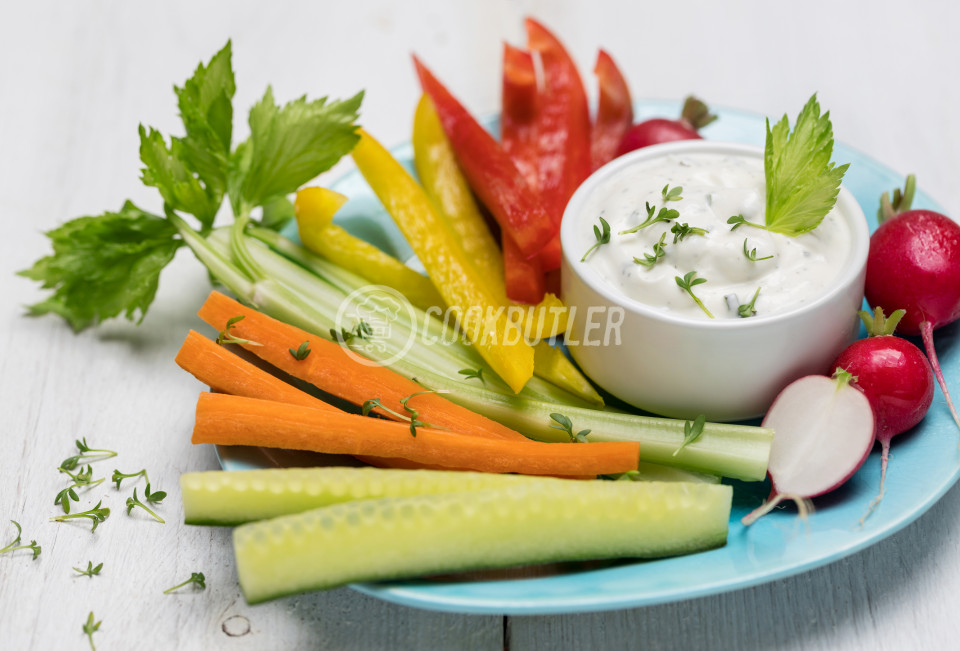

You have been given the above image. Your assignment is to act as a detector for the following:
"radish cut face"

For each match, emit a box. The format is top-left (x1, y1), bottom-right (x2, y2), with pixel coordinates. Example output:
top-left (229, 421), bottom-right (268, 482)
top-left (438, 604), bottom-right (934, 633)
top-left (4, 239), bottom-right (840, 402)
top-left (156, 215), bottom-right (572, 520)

top-left (762, 374), bottom-right (875, 499)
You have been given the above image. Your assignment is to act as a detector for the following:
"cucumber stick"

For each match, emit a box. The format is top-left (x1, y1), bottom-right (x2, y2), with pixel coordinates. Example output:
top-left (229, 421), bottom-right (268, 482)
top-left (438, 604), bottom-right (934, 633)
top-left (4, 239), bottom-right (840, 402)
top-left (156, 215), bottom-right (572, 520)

top-left (182, 466), bottom-right (721, 526)
top-left (233, 480), bottom-right (732, 603)
top-left (182, 467), bottom-right (548, 525)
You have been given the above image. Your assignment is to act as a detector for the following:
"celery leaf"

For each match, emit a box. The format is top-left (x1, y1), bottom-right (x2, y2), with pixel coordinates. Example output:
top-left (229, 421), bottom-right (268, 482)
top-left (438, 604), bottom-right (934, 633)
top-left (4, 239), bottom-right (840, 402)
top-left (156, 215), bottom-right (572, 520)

top-left (236, 87), bottom-right (363, 212)
top-left (139, 125), bottom-right (220, 227)
top-left (18, 202), bottom-right (181, 330)
top-left (764, 94), bottom-right (849, 236)
top-left (174, 40), bottom-right (235, 206)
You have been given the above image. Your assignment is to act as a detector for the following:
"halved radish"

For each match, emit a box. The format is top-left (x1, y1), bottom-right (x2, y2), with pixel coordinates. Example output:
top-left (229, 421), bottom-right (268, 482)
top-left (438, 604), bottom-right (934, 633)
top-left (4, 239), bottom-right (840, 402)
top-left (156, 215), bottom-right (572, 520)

top-left (742, 369), bottom-right (875, 525)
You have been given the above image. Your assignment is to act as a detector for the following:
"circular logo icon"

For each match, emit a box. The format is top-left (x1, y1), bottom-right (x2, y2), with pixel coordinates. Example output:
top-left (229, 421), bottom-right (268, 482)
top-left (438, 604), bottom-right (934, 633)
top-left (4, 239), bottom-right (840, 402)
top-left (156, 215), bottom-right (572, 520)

top-left (333, 285), bottom-right (418, 367)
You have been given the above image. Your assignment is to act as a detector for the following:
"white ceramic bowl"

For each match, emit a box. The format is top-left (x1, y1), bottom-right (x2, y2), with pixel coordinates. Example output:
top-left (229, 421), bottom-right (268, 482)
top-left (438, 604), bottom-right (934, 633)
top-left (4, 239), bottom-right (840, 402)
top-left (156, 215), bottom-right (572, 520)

top-left (560, 140), bottom-right (870, 421)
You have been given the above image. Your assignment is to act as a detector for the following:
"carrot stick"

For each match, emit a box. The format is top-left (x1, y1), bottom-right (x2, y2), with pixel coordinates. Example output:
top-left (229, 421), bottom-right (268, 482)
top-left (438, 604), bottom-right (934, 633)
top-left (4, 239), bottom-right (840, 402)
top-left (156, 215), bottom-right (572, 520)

top-left (197, 291), bottom-right (527, 442)
top-left (175, 329), bottom-right (485, 471)
top-left (175, 330), bottom-right (336, 411)
top-left (193, 393), bottom-right (640, 477)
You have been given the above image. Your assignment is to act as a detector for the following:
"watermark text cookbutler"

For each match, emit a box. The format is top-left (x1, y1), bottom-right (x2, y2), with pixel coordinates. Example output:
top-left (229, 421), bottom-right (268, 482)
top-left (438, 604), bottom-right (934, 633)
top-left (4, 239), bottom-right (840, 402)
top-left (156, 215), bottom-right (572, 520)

top-left (335, 285), bottom-right (624, 367)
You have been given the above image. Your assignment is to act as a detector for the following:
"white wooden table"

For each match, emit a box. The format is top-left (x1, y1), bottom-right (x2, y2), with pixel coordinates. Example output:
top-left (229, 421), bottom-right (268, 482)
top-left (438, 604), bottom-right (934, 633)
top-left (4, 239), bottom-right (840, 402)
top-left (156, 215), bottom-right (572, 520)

top-left (3, 2), bottom-right (960, 648)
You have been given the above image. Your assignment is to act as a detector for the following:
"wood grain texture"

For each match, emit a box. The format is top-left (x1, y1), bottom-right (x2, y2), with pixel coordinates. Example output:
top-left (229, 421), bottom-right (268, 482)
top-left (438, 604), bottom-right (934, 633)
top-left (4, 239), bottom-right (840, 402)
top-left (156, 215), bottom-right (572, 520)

top-left (2, 1), bottom-right (960, 649)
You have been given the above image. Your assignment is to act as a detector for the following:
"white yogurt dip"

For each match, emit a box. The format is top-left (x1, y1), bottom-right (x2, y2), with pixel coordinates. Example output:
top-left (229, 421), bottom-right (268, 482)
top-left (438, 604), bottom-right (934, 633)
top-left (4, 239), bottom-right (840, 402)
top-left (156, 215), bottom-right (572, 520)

top-left (579, 152), bottom-right (854, 319)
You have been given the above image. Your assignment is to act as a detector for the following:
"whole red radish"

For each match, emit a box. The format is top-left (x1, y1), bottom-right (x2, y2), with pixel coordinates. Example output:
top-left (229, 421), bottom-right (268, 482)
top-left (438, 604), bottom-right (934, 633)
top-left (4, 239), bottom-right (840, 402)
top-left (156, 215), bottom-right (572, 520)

top-left (831, 308), bottom-right (934, 512)
top-left (864, 175), bottom-right (960, 435)
top-left (742, 368), bottom-right (875, 525)
top-left (615, 96), bottom-right (717, 156)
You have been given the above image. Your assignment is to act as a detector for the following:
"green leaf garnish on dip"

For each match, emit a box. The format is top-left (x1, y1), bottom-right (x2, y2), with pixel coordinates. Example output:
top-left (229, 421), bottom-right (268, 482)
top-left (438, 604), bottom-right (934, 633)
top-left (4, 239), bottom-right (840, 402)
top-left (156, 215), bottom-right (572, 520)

top-left (763, 94), bottom-right (849, 235)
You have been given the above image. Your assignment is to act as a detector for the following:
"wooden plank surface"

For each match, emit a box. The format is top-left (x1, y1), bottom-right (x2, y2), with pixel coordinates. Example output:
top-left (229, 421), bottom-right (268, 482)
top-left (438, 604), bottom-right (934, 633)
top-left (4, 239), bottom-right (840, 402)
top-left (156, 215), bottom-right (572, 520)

top-left (3, 2), bottom-right (960, 649)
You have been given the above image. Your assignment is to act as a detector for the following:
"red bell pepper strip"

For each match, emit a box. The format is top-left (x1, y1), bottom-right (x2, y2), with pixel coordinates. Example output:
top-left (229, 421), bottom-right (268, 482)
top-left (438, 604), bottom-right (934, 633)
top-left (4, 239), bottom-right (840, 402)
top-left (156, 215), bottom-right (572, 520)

top-left (525, 18), bottom-right (592, 231)
top-left (502, 232), bottom-right (545, 304)
top-left (413, 56), bottom-right (554, 259)
top-left (501, 43), bottom-right (547, 303)
top-left (591, 49), bottom-right (633, 171)
top-left (501, 43), bottom-right (540, 190)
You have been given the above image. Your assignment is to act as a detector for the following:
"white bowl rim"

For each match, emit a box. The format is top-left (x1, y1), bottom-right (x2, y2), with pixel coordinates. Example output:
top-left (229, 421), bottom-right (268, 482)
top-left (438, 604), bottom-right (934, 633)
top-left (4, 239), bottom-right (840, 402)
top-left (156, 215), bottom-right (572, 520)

top-left (560, 140), bottom-right (870, 330)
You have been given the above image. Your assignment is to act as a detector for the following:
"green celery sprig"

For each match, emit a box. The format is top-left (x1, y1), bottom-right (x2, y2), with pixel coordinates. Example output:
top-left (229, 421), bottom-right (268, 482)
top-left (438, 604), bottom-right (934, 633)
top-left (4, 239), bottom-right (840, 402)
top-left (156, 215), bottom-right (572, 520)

top-left (762, 94), bottom-right (849, 235)
top-left (19, 40), bottom-right (363, 330)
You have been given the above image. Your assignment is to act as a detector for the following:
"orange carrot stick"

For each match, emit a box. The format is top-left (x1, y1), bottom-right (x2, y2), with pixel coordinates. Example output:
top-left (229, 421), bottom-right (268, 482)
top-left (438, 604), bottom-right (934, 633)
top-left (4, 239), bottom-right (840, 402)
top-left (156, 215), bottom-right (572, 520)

top-left (193, 393), bottom-right (640, 477)
top-left (196, 291), bottom-right (527, 442)
top-left (175, 330), bottom-right (336, 411)
top-left (175, 329), bottom-right (476, 471)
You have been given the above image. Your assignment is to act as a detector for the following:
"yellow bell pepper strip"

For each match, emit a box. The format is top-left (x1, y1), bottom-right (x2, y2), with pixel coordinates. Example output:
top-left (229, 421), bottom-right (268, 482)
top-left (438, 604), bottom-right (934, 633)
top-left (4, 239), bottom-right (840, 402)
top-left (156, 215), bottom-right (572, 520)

top-left (412, 95), bottom-right (503, 283)
top-left (412, 93), bottom-right (571, 342)
top-left (294, 187), bottom-right (445, 312)
top-left (351, 129), bottom-right (534, 393)
top-left (515, 292), bottom-right (568, 340)
top-left (533, 342), bottom-right (605, 407)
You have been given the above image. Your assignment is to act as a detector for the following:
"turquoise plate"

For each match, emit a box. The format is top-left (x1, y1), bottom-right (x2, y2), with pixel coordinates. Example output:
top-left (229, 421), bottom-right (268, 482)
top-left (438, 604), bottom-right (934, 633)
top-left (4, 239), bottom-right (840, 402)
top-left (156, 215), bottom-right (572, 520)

top-left (218, 99), bottom-right (960, 614)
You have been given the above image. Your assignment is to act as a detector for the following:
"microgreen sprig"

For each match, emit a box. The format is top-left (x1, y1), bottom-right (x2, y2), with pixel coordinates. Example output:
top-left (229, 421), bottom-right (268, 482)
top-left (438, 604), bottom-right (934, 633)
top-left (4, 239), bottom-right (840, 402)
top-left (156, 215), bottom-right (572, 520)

top-left (620, 203), bottom-right (679, 235)
top-left (330, 320), bottom-right (373, 344)
top-left (675, 271), bottom-right (714, 318)
top-left (549, 413), bottom-right (591, 443)
top-left (289, 340), bottom-right (311, 360)
top-left (633, 232), bottom-right (668, 268)
top-left (458, 368), bottom-right (485, 385)
top-left (164, 571), bottom-right (206, 594)
top-left (60, 438), bottom-right (117, 471)
top-left (74, 561), bottom-right (103, 578)
top-left (673, 414), bottom-right (707, 456)
top-left (83, 612), bottom-right (101, 651)
top-left (0, 521), bottom-right (41, 560)
top-left (363, 390), bottom-right (448, 437)
top-left (726, 214), bottom-right (764, 232)
top-left (216, 315), bottom-right (262, 347)
top-left (662, 184), bottom-right (683, 202)
top-left (742, 239), bottom-right (773, 262)
top-left (670, 222), bottom-right (708, 243)
top-left (51, 500), bottom-right (110, 532)
top-left (126, 484), bottom-right (167, 523)
top-left (581, 216), bottom-right (611, 262)
top-left (400, 390), bottom-right (447, 438)
top-left (112, 468), bottom-right (148, 490)
top-left (55, 466), bottom-right (105, 514)
top-left (738, 287), bottom-right (762, 318)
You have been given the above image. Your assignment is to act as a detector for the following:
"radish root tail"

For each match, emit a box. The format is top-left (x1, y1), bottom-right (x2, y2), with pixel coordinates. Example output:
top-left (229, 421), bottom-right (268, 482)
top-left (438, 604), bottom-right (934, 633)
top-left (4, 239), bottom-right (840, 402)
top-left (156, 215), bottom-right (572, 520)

top-left (920, 321), bottom-right (960, 444)
top-left (860, 439), bottom-right (892, 526)
top-left (741, 493), bottom-right (814, 526)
